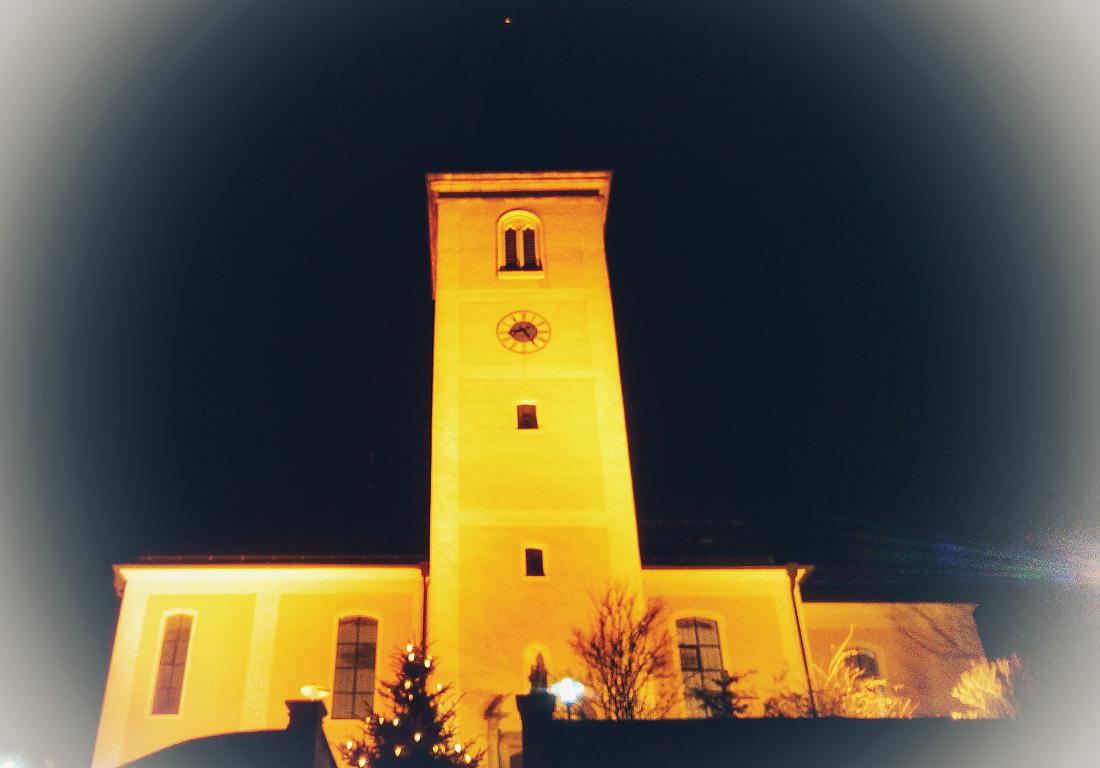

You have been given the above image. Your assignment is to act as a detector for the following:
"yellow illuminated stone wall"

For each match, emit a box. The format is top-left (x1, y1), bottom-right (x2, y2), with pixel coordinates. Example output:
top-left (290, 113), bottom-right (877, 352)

top-left (802, 601), bottom-right (984, 716)
top-left (92, 565), bottom-right (423, 767)
top-left (644, 567), bottom-right (814, 717)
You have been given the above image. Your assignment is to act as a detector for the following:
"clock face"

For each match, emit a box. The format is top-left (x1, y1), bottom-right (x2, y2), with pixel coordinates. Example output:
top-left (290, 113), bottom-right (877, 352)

top-left (497, 311), bottom-right (551, 354)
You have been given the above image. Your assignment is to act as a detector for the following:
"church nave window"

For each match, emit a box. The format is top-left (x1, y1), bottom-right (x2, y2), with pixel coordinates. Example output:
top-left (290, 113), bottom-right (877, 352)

top-left (841, 648), bottom-right (881, 679)
top-left (677, 617), bottom-right (723, 718)
top-left (498, 211), bottom-right (543, 275)
top-left (332, 616), bottom-right (378, 719)
top-left (151, 613), bottom-right (193, 715)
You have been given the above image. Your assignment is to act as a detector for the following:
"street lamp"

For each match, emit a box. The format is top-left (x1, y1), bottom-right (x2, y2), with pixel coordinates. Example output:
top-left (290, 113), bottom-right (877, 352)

top-left (550, 677), bottom-right (584, 720)
top-left (299, 684), bottom-right (331, 701)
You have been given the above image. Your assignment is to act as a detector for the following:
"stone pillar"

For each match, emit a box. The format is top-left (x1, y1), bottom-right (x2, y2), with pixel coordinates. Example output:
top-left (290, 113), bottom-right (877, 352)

top-left (285, 700), bottom-right (336, 768)
top-left (515, 692), bottom-right (556, 768)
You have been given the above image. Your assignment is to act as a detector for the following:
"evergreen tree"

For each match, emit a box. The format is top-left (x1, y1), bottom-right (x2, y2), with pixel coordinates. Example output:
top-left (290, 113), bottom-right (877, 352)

top-left (340, 644), bottom-right (480, 768)
top-left (691, 669), bottom-right (756, 718)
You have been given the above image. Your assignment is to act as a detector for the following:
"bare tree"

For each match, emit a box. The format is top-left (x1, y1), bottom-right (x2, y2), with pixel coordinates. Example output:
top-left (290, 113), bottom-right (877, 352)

top-left (569, 582), bottom-right (678, 720)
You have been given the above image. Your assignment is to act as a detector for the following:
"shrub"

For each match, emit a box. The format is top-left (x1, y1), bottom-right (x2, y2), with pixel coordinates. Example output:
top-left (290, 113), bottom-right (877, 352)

top-left (950, 655), bottom-right (1022, 720)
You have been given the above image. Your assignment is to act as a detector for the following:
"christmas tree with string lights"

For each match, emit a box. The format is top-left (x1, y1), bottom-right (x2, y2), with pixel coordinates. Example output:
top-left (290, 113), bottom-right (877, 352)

top-left (339, 643), bottom-right (480, 768)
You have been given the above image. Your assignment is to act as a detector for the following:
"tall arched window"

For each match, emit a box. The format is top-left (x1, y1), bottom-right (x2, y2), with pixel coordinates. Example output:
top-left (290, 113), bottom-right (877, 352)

top-left (332, 616), bottom-right (378, 719)
top-left (676, 617), bottom-right (723, 718)
top-left (151, 613), bottom-right (193, 715)
top-left (498, 211), bottom-right (543, 274)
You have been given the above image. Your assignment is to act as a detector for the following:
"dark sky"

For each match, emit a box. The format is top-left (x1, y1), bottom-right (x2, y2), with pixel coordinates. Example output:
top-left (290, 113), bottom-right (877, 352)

top-left (7, 1), bottom-right (1095, 762)
top-left (40, 0), bottom-right (1074, 564)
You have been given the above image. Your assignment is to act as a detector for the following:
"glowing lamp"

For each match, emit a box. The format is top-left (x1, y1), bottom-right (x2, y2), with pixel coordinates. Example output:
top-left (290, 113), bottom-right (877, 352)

top-left (550, 677), bottom-right (585, 720)
top-left (408, 652), bottom-right (416, 661)
top-left (298, 684), bottom-right (330, 700)
top-left (406, 643), bottom-right (414, 653)
top-left (358, 758), bottom-right (366, 767)
top-left (345, 741), bottom-right (354, 750)
top-left (454, 743), bottom-right (463, 753)
top-left (394, 746), bottom-right (403, 756)
top-left (404, 680), bottom-right (412, 689)
top-left (551, 677), bottom-right (584, 704)
top-left (392, 717), bottom-right (400, 726)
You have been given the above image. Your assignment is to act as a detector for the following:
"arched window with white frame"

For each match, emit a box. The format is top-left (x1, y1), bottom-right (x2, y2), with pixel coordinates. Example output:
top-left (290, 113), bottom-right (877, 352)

top-left (151, 613), bottom-right (193, 715)
top-left (676, 617), bottom-right (724, 718)
top-left (332, 616), bottom-right (378, 719)
top-left (840, 647), bottom-right (881, 679)
top-left (497, 210), bottom-right (543, 274)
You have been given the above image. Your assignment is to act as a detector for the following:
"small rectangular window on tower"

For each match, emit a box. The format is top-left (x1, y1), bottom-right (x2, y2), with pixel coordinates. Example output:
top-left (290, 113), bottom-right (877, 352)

top-left (517, 404), bottom-right (538, 429)
top-left (525, 548), bottom-right (545, 577)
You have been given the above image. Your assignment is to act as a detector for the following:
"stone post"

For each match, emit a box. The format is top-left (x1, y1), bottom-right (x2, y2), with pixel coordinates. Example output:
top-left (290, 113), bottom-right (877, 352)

top-left (515, 692), bottom-right (556, 768)
top-left (285, 699), bottom-right (337, 768)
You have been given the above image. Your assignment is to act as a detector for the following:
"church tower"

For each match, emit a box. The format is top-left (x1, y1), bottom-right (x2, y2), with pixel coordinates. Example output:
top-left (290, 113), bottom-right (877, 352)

top-left (425, 171), bottom-right (643, 733)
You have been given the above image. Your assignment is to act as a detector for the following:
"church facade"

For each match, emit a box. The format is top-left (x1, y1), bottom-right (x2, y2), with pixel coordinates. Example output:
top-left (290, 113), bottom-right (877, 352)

top-left (92, 172), bottom-right (985, 768)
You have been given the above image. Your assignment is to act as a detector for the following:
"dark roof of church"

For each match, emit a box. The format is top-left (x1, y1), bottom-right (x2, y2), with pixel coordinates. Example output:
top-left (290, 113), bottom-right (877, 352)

top-left (798, 563), bottom-right (990, 603)
top-left (637, 519), bottom-right (776, 567)
top-left (131, 525), bottom-right (987, 602)
top-left (132, 520), bottom-right (779, 570)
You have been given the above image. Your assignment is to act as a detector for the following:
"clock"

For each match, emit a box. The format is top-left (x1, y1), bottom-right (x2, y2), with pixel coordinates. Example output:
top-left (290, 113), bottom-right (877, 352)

top-left (497, 311), bottom-right (551, 354)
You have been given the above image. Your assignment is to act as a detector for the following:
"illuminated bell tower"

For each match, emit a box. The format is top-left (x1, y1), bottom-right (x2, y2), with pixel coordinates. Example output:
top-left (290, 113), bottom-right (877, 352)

top-left (425, 171), bottom-right (643, 732)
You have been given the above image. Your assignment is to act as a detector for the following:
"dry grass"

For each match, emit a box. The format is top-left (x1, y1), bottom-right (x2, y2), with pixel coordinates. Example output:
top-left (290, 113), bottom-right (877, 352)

top-left (763, 628), bottom-right (915, 719)
top-left (950, 655), bottom-right (1022, 720)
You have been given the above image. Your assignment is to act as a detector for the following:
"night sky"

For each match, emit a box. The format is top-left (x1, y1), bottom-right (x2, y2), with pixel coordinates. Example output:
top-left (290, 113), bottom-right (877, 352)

top-left (4, 2), bottom-right (1098, 763)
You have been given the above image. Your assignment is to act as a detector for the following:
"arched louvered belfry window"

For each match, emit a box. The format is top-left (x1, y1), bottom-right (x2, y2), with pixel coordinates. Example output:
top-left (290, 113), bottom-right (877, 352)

top-left (152, 613), bottom-right (193, 715)
top-left (498, 210), bottom-right (543, 274)
top-left (332, 616), bottom-right (378, 719)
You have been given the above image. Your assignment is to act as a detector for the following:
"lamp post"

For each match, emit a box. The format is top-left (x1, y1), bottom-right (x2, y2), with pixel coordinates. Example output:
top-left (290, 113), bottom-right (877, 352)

top-left (550, 678), bottom-right (584, 720)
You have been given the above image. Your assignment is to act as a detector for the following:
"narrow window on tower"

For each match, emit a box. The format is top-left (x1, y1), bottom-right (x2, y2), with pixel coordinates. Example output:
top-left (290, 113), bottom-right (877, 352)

top-left (497, 211), bottom-right (543, 276)
top-left (151, 613), bottom-right (193, 715)
top-left (525, 548), bottom-right (545, 577)
top-left (517, 404), bottom-right (538, 429)
top-left (332, 616), bottom-right (378, 719)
